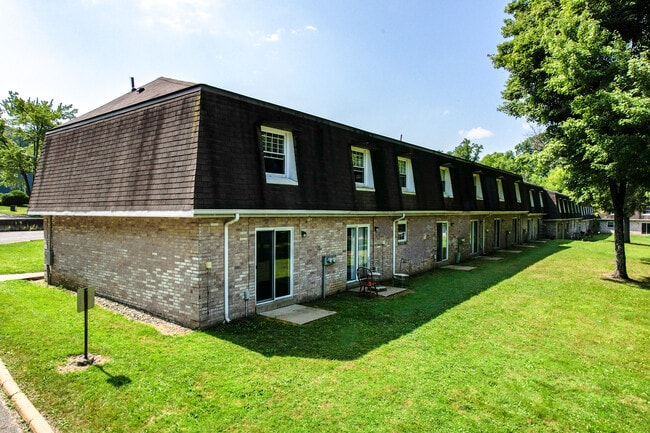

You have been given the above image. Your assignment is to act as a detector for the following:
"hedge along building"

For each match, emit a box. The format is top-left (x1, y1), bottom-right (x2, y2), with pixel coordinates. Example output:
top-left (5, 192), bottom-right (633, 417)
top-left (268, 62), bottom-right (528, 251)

top-left (31, 77), bottom-right (566, 328)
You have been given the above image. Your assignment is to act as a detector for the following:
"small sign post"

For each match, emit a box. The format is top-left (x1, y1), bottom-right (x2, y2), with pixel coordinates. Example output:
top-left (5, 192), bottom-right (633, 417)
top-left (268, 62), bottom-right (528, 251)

top-left (77, 287), bottom-right (95, 365)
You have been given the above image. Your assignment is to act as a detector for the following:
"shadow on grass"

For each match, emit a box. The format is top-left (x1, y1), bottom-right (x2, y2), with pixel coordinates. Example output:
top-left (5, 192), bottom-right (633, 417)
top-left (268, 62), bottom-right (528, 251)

top-left (94, 365), bottom-right (132, 388)
top-left (204, 241), bottom-right (568, 361)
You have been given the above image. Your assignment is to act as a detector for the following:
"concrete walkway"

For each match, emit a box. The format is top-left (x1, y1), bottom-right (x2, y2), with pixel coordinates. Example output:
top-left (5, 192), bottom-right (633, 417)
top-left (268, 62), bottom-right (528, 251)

top-left (0, 273), bottom-right (44, 282)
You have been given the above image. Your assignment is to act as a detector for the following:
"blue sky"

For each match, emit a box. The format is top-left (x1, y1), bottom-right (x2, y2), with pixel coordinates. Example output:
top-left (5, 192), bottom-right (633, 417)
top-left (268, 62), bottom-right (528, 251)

top-left (1, 0), bottom-right (533, 155)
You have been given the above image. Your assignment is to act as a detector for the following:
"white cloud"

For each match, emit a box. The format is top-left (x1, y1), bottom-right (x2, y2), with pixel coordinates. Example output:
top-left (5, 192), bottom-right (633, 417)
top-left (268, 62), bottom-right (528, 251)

top-left (138, 0), bottom-right (220, 33)
top-left (264, 28), bottom-right (284, 42)
top-left (305, 25), bottom-right (318, 31)
top-left (458, 126), bottom-right (493, 140)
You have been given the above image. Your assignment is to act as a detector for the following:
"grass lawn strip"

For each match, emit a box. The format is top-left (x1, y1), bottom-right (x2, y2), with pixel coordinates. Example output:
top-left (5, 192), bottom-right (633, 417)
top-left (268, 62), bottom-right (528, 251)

top-left (0, 235), bottom-right (648, 432)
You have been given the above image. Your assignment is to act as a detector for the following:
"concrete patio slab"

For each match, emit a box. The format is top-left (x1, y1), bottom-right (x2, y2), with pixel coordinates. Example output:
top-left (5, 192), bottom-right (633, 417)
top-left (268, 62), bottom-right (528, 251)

top-left (259, 304), bottom-right (336, 325)
top-left (440, 265), bottom-right (476, 271)
top-left (477, 256), bottom-right (504, 261)
top-left (529, 240), bottom-right (547, 243)
top-left (518, 244), bottom-right (537, 248)
top-left (498, 249), bottom-right (523, 254)
top-left (348, 286), bottom-right (407, 297)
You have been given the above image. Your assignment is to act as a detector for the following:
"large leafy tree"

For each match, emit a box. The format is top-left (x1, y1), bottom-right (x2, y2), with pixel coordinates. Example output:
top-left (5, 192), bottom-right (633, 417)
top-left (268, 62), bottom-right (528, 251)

top-left (492, 0), bottom-right (650, 280)
top-left (448, 138), bottom-right (484, 162)
top-left (1, 92), bottom-right (76, 195)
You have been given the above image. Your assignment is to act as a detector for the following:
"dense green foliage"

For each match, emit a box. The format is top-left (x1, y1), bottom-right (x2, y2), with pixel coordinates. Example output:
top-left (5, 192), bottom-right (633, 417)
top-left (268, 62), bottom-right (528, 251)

top-left (448, 138), bottom-right (483, 162)
top-left (492, 0), bottom-right (650, 278)
top-left (1, 236), bottom-right (648, 432)
top-left (0, 189), bottom-right (30, 206)
top-left (0, 92), bottom-right (76, 195)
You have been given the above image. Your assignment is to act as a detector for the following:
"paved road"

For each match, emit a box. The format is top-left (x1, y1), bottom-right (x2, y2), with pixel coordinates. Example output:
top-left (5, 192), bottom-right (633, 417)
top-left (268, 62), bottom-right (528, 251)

top-left (0, 392), bottom-right (26, 433)
top-left (0, 231), bottom-right (44, 244)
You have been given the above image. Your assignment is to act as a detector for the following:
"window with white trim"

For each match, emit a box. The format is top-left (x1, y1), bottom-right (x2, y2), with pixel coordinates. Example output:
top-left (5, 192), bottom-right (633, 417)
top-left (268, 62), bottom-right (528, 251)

top-left (515, 182), bottom-right (522, 203)
top-left (497, 178), bottom-right (505, 202)
top-left (261, 126), bottom-right (298, 185)
top-left (473, 174), bottom-right (483, 200)
top-left (643, 206), bottom-right (650, 215)
top-left (539, 191), bottom-right (545, 208)
top-left (351, 147), bottom-right (374, 190)
top-left (398, 157), bottom-right (415, 194)
top-left (529, 190), bottom-right (535, 208)
top-left (440, 166), bottom-right (453, 198)
top-left (397, 221), bottom-right (408, 243)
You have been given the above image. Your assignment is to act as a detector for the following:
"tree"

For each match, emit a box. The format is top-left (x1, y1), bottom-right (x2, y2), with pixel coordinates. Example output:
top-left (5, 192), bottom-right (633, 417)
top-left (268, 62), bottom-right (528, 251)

top-left (479, 150), bottom-right (517, 173)
top-left (448, 138), bottom-right (483, 162)
top-left (1, 92), bottom-right (76, 195)
top-left (492, 0), bottom-right (650, 280)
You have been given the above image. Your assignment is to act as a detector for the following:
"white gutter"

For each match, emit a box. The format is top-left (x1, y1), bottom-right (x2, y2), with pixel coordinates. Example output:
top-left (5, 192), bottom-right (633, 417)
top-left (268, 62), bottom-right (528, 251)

top-left (223, 213), bottom-right (240, 323)
top-left (392, 213), bottom-right (406, 276)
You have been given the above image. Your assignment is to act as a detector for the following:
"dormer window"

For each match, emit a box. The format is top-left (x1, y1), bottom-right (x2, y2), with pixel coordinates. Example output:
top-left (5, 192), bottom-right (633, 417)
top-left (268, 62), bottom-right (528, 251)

top-left (539, 191), bottom-right (545, 208)
top-left (261, 126), bottom-right (298, 185)
top-left (440, 166), bottom-right (453, 198)
top-left (398, 157), bottom-right (415, 194)
top-left (497, 178), bottom-right (505, 202)
top-left (351, 146), bottom-right (374, 190)
top-left (473, 173), bottom-right (483, 200)
top-left (529, 190), bottom-right (535, 208)
top-left (515, 182), bottom-right (522, 203)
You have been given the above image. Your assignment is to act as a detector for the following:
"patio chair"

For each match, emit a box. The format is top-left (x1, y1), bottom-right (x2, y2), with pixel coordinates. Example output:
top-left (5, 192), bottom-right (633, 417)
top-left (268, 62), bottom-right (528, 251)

top-left (357, 266), bottom-right (379, 295)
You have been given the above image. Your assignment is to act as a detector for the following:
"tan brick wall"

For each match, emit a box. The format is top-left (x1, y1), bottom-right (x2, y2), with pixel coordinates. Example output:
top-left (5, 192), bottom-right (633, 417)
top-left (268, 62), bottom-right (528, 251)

top-left (46, 212), bottom-right (534, 327)
top-left (48, 216), bottom-right (203, 327)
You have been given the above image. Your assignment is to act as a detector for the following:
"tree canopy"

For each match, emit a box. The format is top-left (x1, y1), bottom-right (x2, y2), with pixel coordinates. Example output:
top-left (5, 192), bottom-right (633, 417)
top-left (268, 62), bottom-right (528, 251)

top-left (448, 138), bottom-right (483, 162)
top-left (492, 0), bottom-right (650, 279)
top-left (0, 92), bottom-right (76, 195)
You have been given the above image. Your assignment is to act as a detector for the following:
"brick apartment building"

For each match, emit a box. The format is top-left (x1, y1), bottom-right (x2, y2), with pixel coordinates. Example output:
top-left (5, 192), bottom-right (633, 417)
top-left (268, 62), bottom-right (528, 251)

top-left (29, 77), bottom-right (593, 328)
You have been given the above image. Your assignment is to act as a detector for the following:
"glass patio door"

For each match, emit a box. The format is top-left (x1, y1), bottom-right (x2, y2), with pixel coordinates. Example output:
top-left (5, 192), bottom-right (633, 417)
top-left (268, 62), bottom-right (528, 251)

top-left (347, 225), bottom-right (370, 282)
top-left (256, 229), bottom-right (292, 303)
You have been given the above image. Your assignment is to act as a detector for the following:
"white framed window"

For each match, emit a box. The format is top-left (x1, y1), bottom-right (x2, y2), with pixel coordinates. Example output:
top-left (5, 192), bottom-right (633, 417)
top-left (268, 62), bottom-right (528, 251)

top-left (473, 173), bottom-right (483, 200)
top-left (397, 221), bottom-right (408, 243)
top-left (641, 222), bottom-right (650, 234)
top-left (529, 190), bottom-right (535, 208)
top-left (347, 225), bottom-right (371, 282)
top-left (261, 126), bottom-right (298, 185)
top-left (515, 182), bottom-right (522, 203)
top-left (470, 220), bottom-right (480, 254)
top-left (539, 191), bottom-right (545, 208)
top-left (643, 206), bottom-right (650, 215)
top-left (440, 166), bottom-right (453, 198)
top-left (497, 178), bottom-right (505, 202)
top-left (351, 147), bottom-right (375, 190)
top-left (398, 157), bottom-right (415, 194)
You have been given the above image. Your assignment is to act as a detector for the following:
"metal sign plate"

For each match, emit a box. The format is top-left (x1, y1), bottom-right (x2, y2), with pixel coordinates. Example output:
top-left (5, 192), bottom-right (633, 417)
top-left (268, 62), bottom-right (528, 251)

top-left (77, 287), bottom-right (95, 313)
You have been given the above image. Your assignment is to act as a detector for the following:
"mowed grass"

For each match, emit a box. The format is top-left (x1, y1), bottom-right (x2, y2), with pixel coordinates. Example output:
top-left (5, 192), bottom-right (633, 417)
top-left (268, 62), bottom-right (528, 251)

top-left (0, 235), bottom-right (648, 432)
top-left (0, 240), bottom-right (44, 274)
top-left (0, 205), bottom-right (29, 215)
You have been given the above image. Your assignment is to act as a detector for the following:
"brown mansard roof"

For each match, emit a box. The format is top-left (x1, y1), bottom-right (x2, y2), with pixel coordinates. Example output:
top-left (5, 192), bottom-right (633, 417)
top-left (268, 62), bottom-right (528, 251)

top-left (30, 77), bottom-right (528, 215)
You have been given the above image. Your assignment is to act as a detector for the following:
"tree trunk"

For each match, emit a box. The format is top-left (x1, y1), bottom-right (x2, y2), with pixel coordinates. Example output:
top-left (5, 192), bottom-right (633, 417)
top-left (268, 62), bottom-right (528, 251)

top-left (20, 169), bottom-right (31, 197)
top-left (610, 181), bottom-right (628, 280)
top-left (624, 216), bottom-right (631, 243)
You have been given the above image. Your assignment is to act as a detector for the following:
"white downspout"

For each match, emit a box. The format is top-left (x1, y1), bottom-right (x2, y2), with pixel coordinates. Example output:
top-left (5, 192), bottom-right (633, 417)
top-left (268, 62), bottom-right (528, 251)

top-left (392, 213), bottom-right (406, 276)
top-left (223, 213), bottom-right (240, 323)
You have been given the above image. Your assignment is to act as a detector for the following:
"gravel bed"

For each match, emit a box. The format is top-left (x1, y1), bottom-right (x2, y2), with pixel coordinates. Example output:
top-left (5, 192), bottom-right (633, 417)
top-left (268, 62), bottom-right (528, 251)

top-left (94, 296), bottom-right (192, 336)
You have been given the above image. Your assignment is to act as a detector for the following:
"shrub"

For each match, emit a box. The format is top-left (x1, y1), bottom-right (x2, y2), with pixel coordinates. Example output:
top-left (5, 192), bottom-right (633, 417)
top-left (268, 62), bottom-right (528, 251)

top-left (1, 190), bottom-right (30, 206)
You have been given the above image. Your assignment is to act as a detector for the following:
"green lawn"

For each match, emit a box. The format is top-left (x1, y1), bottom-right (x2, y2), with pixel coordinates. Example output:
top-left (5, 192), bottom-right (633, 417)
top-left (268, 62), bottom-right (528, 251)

top-left (0, 235), bottom-right (648, 432)
top-left (0, 240), bottom-right (44, 274)
top-left (0, 205), bottom-right (29, 216)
